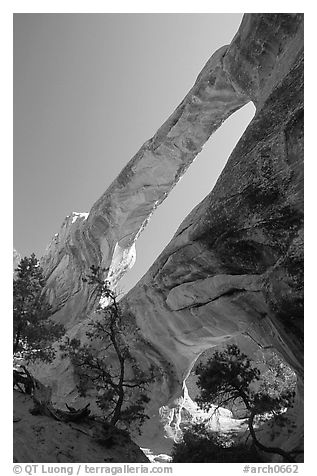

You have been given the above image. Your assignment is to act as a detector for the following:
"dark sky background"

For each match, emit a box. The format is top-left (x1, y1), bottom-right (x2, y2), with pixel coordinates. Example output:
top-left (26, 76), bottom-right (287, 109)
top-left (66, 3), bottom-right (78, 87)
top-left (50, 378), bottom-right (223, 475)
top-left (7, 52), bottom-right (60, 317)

top-left (13, 13), bottom-right (255, 293)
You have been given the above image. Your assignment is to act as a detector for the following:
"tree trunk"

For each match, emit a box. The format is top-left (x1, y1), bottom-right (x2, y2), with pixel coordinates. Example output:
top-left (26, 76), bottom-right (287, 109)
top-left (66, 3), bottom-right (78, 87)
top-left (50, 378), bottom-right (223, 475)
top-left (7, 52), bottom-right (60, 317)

top-left (110, 388), bottom-right (124, 427)
top-left (13, 328), bottom-right (21, 353)
top-left (236, 388), bottom-right (295, 462)
top-left (248, 408), bottom-right (295, 463)
top-left (109, 301), bottom-right (126, 428)
top-left (14, 367), bottom-right (90, 422)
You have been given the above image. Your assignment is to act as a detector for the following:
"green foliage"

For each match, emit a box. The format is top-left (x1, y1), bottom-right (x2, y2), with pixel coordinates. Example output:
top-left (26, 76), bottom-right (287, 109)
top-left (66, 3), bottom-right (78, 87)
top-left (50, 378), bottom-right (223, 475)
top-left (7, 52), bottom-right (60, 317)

top-left (193, 344), bottom-right (297, 462)
top-left (13, 253), bottom-right (65, 363)
top-left (195, 344), bottom-right (261, 412)
top-left (251, 353), bottom-right (297, 440)
top-left (253, 353), bottom-right (296, 414)
top-left (195, 344), bottom-right (295, 417)
top-left (172, 423), bottom-right (262, 463)
top-left (60, 266), bottom-right (153, 434)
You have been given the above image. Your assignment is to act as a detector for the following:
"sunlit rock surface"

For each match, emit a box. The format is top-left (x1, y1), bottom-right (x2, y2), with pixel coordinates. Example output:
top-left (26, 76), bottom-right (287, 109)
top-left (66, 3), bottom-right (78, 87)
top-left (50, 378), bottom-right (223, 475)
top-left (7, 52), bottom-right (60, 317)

top-left (122, 14), bottom-right (304, 455)
top-left (39, 44), bottom-right (249, 329)
top-left (32, 14), bottom-right (303, 459)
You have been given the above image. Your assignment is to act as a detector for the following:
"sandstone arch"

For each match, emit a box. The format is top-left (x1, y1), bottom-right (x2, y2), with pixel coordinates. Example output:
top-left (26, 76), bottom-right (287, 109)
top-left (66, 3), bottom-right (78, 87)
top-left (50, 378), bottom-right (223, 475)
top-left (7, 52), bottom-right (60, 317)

top-left (34, 13), bottom-right (303, 457)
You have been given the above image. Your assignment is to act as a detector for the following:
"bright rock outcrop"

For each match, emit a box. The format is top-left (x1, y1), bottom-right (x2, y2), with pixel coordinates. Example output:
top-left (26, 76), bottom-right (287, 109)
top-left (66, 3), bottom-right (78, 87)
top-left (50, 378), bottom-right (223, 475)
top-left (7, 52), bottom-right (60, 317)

top-left (32, 14), bottom-right (303, 457)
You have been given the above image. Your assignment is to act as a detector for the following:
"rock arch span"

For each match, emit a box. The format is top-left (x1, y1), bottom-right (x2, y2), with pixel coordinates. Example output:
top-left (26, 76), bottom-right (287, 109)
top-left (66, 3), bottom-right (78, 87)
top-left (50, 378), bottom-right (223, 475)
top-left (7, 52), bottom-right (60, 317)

top-left (34, 14), bottom-right (303, 457)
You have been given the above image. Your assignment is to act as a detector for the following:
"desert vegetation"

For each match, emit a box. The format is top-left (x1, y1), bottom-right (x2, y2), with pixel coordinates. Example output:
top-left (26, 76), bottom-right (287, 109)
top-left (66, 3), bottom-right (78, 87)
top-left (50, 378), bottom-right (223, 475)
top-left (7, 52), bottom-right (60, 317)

top-left (60, 265), bottom-right (154, 440)
top-left (13, 253), bottom-right (65, 363)
top-left (172, 344), bottom-right (298, 463)
top-left (13, 259), bottom-right (153, 445)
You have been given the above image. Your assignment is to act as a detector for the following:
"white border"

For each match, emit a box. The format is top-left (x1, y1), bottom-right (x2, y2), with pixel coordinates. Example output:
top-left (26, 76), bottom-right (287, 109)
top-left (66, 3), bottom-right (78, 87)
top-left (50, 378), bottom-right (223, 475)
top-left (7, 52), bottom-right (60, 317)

top-left (3, 3), bottom-right (312, 473)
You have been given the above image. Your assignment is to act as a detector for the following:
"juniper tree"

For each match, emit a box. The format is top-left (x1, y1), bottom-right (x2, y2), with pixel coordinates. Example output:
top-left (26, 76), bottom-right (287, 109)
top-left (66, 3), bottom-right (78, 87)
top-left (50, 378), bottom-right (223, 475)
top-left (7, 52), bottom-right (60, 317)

top-left (60, 266), bottom-right (153, 435)
top-left (195, 344), bottom-right (297, 462)
top-left (13, 253), bottom-right (65, 363)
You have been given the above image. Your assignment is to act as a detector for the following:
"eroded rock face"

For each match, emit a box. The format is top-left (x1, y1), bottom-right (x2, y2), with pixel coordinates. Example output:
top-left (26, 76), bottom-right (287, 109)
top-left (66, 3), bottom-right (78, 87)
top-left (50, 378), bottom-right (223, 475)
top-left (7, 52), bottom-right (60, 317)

top-left (39, 45), bottom-right (249, 329)
top-left (33, 14), bottom-right (303, 457)
top-left (123, 15), bottom-right (303, 454)
top-left (123, 11), bottom-right (303, 387)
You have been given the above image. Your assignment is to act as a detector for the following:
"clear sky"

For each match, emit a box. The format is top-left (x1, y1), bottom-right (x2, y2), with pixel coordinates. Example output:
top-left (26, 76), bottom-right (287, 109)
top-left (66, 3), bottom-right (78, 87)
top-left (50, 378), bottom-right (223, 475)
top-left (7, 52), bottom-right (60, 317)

top-left (13, 13), bottom-right (255, 294)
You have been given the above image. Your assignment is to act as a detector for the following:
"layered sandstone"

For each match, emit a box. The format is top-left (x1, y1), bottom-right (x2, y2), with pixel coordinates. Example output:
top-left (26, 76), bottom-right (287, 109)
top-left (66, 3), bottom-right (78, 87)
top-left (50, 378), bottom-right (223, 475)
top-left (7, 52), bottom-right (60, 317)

top-left (40, 45), bottom-right (249, 328)
top-left (32, 14), bottom-right (303, 458)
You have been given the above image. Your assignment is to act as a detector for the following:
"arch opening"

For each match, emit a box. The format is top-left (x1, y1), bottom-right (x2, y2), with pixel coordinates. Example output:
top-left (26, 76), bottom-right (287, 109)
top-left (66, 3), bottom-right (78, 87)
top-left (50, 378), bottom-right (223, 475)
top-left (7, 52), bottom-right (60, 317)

top-left (118, 102), bottom-right (255, 296)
